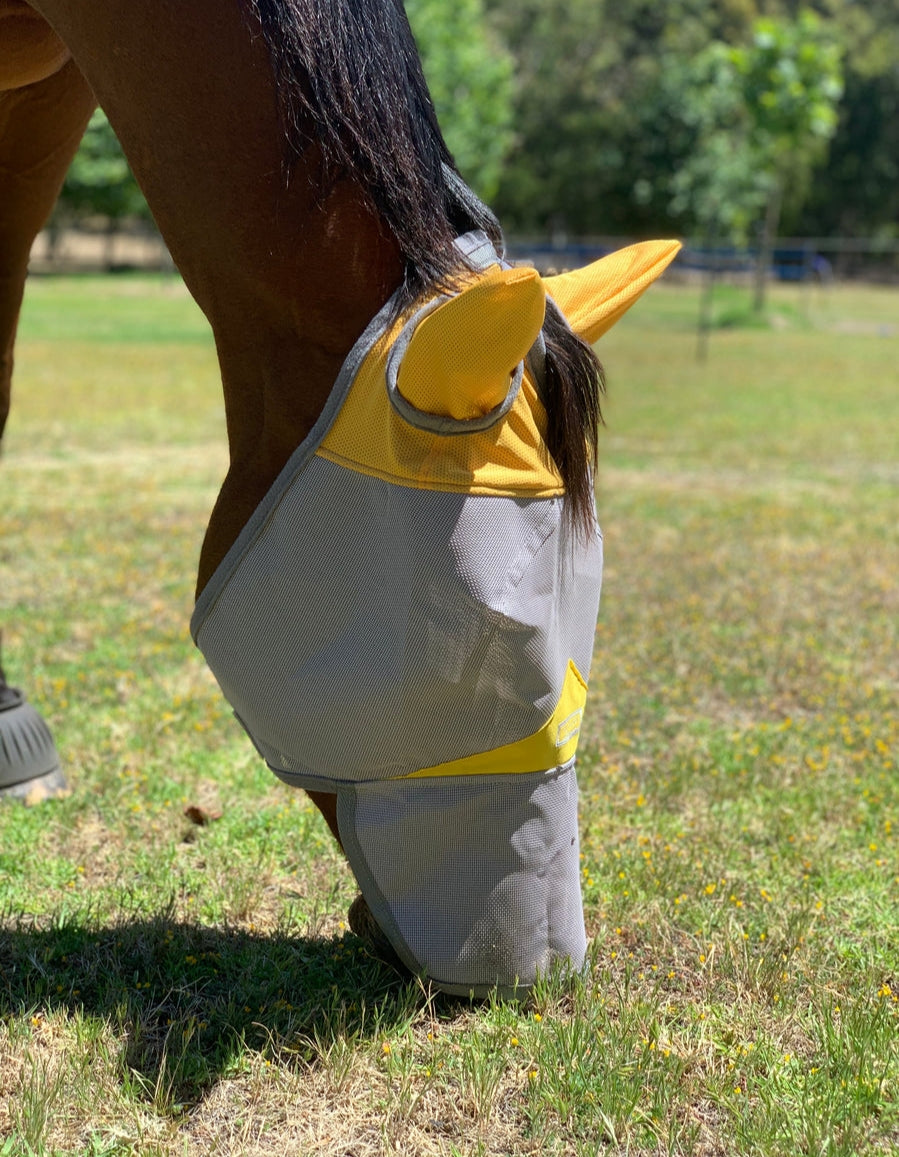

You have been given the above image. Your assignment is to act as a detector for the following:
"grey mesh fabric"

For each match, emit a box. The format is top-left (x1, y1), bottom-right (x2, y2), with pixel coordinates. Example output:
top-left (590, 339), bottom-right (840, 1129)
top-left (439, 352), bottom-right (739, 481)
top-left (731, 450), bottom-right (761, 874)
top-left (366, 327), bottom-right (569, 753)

top-left (195, 464), bottom-right (600, 785)
top-left (191, 232), bottom-right (604, 995)
top-left (340, 765), bottom-right (586, 996)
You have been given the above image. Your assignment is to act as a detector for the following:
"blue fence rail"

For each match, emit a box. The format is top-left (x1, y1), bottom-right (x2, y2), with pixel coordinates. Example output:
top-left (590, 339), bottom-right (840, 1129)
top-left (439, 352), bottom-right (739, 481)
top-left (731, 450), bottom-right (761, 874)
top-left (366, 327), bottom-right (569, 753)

top-left (508, 237), bottom-right (899, 283)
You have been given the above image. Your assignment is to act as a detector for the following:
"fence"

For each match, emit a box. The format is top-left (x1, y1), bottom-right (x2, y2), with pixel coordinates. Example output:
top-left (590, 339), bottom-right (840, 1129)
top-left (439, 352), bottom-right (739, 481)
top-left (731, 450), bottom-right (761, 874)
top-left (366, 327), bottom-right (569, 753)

top-left (29, 223), bottom-right (899, 284)
top-left (29, 219), bottom-right (174, 274)
top-left (508, 236), bottom-right (899, 283)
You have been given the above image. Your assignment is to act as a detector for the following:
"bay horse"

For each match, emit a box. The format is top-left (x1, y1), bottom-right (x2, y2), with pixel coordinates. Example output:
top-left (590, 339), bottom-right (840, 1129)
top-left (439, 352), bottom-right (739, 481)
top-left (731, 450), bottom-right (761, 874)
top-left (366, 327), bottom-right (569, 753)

top-left (0, 0), bottom-right (678, 993)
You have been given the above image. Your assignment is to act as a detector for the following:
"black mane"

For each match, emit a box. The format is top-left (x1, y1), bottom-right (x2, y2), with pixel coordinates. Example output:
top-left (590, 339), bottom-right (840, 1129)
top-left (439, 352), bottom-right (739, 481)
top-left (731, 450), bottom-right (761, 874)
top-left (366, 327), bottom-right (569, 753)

top-left (245, 0), bottom-right (604, 533)
top-left (246, 0), bottom-right (500, 302)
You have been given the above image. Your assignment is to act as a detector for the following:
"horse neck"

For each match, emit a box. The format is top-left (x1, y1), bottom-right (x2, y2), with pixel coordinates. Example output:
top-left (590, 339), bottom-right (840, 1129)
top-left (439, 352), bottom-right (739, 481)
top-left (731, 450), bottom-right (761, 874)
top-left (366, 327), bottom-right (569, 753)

top-left (24, 0), bottom-right (404, 588)
top-left (195, 180), bottom-right (404, 593)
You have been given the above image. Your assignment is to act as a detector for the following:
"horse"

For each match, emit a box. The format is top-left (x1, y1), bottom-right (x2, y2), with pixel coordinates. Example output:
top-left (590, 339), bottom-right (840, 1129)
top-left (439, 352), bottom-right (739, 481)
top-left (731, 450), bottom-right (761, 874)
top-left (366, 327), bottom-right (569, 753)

top-left (0, 0), bottom-right (678, 993)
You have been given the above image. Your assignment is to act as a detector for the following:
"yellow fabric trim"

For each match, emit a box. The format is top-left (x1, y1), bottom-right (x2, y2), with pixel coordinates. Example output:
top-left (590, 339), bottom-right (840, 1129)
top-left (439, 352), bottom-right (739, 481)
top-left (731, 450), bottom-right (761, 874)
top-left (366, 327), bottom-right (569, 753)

top-left (315, 444), bottom-right (563, 496)
top-left (404, 659), bottom-right (588, 779)
top-left (543, 240), bottom-right (682, 346)
top-left (318, 240), bottom-right (679, 496)
top-left (319, 368), bottom-right (564, 495)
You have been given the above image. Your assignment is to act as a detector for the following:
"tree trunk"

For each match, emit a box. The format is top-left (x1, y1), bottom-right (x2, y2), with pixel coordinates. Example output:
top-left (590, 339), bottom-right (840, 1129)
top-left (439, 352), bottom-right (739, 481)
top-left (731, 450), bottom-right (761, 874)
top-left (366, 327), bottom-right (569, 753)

top-left (753, 178), bottom-right (783, 313)
top-left (103, 216), bottom-right (117, 271)
top-left (697, 238), bottom-right (718, 364)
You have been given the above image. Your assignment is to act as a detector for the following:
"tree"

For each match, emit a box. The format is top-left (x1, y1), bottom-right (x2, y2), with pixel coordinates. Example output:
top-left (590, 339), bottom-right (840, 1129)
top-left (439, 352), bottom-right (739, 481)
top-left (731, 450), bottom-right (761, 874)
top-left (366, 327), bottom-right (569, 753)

top-left (794, 0), bottom-right (899, 238)
top-left (798, 67), bottom-right (899, 240)
top-left (483, 0), bottom-right (767, 235)
top-left (57, 109), bottom-right (149, 225)
top-left (667, 10), bottom-right (843, 308)
top-left (732, 11), bottom-right (843, 308)
top-left (405, 0), bottom-right (514, 201)
top-left (666, 43), bottom-right (769, 247)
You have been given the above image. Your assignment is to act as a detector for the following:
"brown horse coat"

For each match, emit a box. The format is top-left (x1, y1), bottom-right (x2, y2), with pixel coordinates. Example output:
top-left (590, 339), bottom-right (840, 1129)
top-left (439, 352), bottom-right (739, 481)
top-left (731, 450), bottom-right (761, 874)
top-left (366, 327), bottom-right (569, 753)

top-left (1, 1), bottom-right (408, 837)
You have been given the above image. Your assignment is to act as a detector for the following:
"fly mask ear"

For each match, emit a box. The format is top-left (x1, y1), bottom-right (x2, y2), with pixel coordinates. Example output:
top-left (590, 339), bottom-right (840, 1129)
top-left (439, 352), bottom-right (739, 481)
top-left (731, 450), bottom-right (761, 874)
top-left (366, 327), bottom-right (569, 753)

top-left (392, 240), bottom-right (681, 429)
top-left (394, 265), bottom-right (546, 423)
top-left (543, 240), bottom-right (682, 345)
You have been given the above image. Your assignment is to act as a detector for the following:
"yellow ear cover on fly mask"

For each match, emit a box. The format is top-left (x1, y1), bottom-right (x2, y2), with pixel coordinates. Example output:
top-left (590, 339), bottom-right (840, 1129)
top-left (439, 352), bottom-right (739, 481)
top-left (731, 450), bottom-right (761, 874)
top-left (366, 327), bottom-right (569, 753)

top-left (396, 264), bottom-right (546, 420)
top-left (543, 239), bottom-right (682, 345)
top-left (394, 240), bottom-right (680, 423)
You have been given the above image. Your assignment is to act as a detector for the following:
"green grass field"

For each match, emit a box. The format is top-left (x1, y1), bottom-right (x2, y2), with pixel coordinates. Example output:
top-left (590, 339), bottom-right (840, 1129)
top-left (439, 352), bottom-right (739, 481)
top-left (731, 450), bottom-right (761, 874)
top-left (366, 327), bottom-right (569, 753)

top-left (1, 273), bottom-right (896, 1156)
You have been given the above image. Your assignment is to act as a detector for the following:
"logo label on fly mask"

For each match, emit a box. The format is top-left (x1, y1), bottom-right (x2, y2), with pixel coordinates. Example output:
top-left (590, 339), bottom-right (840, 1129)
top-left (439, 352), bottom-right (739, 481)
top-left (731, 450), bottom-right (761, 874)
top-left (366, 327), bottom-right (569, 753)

top-left (556, 707), bottom-right (583, 749)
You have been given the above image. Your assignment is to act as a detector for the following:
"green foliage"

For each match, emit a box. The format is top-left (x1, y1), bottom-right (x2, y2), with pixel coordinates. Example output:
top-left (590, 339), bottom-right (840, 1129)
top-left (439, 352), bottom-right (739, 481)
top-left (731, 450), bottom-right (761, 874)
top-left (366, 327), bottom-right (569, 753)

top-left (667, 43), bottom-right (767, 243)
top-left (797, 0), bottom-right (899, 236)
top-left (487, 0), bottom-right (654, 233)
top-left (732, 10), bottom-right (844, 172)
top-left (799, 66), bottom-right (899, 239)
top-left (668, 10), bottom-right (843, 244)
top-left (482, 0), bottom-right (899, 240)
top-left (486, 0), bottom-right (769, 234)
top-left (406, 0), bottom-right (515, 200)
top-left (58, 110), bottom-right (149, 223)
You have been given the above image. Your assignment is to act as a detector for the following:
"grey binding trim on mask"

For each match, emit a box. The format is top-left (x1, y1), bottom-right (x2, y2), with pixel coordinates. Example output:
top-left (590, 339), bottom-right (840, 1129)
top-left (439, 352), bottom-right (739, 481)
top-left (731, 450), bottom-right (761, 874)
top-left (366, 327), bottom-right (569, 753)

top-left (268, 766), bottom-right (377, 795)
top-left (193, 231), bottom-right (503, 634)
top-left (384, 295), bottom-right (524, 437)
top-left (526, 329), bottom-right (548, 406)
top-left (453, 226), bottom-right (503, 271)
top-left (442, 166), bottom-right (505, 260)
top-left (190, 285), bottom-right (405, 636)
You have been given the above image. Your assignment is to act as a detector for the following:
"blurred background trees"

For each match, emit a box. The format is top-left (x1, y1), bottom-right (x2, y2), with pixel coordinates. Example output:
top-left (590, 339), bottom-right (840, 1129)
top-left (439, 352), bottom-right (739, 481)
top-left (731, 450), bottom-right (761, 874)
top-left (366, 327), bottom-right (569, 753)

top-left (60, 110), bottom-right (152, 225)
top-left (405, 0), bottom-right (515, 201)
top-left (53, 0), bottom-right (899, 248)
top-left (666, 10), bottom-right (843, 306)
top-left (54, 109), bottom-right (153, 259)
top-left (483, 0), bottom-right (895, 244)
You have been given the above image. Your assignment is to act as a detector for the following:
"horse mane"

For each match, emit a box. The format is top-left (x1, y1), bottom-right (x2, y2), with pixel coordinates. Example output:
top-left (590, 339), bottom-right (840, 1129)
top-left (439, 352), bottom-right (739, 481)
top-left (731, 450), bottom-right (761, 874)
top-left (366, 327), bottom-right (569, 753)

top-left (244, 0), bottom-right (604, 535)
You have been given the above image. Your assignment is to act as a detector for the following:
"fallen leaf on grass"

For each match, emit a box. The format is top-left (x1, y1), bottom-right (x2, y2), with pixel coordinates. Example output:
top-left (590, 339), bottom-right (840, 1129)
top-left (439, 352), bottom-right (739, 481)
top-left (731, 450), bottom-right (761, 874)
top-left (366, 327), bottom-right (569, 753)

top-left (183, 804), bottom-right (223, 826)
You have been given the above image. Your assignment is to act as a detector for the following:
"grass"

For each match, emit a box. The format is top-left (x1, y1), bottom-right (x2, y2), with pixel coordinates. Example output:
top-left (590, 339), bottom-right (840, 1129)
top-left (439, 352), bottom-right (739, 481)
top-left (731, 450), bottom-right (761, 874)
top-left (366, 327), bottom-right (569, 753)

top-left (0, 272), bottom-right (896, 1155)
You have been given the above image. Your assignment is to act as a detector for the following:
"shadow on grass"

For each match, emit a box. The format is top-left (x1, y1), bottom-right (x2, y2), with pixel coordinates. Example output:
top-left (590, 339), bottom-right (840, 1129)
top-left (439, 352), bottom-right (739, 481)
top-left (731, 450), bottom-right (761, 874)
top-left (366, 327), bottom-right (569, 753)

top-left (0, 910), bottom-right (449, 1111)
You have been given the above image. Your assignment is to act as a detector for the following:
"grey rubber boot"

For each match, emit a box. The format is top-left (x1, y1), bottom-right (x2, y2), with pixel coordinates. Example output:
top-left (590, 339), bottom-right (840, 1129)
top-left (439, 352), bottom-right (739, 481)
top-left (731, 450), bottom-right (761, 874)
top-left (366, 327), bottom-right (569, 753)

top-left (0, 671), bottom-right (66, 802)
